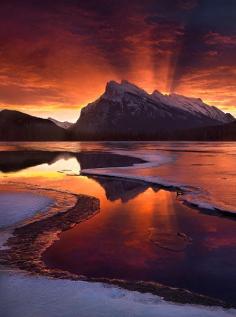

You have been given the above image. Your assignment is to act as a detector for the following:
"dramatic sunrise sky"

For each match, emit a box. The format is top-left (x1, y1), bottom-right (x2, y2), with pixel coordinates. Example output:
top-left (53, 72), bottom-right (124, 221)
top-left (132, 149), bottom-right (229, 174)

top-left (0, 0), bottom-right (236, 121)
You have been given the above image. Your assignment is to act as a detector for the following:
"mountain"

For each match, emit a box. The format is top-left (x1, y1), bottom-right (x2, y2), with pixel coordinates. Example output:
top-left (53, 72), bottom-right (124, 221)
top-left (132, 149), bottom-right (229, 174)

top-left (174, 120), bottom-right (236, 141)
top-left (48, 117), bottom-right (73, 129)
top-left (0, 110), bottom-right (67, 141)
top-left (71, 80), bottom-right (234, 140)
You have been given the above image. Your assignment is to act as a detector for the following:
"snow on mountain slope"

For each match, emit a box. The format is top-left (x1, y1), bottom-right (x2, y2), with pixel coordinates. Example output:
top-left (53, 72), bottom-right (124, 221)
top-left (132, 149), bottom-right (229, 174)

top-left (151, 90), bottom-right (232, 123)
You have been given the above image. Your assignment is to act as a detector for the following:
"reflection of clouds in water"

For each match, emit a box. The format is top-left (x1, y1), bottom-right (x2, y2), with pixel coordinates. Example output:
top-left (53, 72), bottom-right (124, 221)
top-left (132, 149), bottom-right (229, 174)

top-left (47, 157), bottom-right (81, 174)
top-left (29, 157), bottom-right (81, 173)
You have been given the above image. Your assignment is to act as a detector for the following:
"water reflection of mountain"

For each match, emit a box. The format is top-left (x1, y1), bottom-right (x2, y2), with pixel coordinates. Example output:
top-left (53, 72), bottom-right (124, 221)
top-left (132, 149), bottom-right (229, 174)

top-left (90, 176), bottom-right (151, 202)
top-left (0, 150), bottom-right (143, 173)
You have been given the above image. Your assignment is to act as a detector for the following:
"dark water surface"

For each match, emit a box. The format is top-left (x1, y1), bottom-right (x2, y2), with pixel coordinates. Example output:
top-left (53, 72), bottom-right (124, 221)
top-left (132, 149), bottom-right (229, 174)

top-left (43, 176), bottom-right (236, 304)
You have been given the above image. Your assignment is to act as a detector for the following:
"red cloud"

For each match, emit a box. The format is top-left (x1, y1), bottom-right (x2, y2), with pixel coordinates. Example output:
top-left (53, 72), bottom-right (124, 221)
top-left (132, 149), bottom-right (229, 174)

top-left (205, 32), bottom-right (236, 46)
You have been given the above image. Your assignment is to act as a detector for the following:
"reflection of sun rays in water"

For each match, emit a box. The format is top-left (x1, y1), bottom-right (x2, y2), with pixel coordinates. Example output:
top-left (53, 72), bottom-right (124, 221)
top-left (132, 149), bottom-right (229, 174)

top-left (127, 188), bottom-right (180, 234)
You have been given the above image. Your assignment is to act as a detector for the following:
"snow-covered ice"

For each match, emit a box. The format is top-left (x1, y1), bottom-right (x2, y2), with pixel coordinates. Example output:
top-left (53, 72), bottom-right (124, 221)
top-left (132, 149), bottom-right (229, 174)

top-left (0, 271), bottom-right (235, 317)
top-left (0, 192), bottom-right (53, 228)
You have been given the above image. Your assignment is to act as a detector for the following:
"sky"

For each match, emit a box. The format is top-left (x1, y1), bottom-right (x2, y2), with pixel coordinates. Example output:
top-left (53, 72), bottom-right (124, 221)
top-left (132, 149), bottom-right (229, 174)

top-left (0, 0), bottom-right (236, 121)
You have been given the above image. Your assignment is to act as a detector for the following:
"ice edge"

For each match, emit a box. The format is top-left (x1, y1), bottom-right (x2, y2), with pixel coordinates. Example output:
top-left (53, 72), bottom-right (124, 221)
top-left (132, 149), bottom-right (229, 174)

top-left (81, 149), bottom-right (236, 216)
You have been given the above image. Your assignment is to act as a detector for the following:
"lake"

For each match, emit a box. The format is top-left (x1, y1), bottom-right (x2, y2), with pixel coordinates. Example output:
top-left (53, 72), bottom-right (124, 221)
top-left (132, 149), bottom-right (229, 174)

top-left (0, 141), bottom-right (236, 305)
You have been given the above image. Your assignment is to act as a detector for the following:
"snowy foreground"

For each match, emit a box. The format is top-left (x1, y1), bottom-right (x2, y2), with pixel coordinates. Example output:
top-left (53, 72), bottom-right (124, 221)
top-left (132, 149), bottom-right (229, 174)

top-left (0, 271), bottom-right (235, 317)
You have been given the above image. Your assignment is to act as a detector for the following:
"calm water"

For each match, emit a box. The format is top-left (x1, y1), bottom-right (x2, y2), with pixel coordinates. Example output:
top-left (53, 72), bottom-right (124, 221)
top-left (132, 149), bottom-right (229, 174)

top-left (0, 142), bottom-right (236, 304)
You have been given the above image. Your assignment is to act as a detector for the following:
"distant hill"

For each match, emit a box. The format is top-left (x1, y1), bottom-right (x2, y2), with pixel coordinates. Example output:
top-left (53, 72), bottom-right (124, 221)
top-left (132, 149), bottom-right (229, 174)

top-left (71, 80), bottom-right (234, 140)
top-left (0, 110), bottom-right (67, 141)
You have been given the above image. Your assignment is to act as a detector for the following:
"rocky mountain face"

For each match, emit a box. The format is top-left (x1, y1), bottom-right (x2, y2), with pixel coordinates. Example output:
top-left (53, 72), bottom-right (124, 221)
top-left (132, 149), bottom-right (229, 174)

top-left (0, 110), bottom-right (67, 141)
top-left (71, 80), bottom-right (234, 140)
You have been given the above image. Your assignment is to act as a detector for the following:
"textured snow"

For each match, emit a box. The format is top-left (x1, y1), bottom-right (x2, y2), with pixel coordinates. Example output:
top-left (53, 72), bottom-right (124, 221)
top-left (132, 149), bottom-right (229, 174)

top-left (0, 271), bottom-right (235, 317)
top-left (0, 192), bottom-right (53, 228)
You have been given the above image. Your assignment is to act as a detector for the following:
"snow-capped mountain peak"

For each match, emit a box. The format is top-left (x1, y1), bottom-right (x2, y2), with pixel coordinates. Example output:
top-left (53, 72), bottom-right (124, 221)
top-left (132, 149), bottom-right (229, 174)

top-left (103, 80), bottom-right (148, 102)
top-left (84, 80), bottom-right (234, 126)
